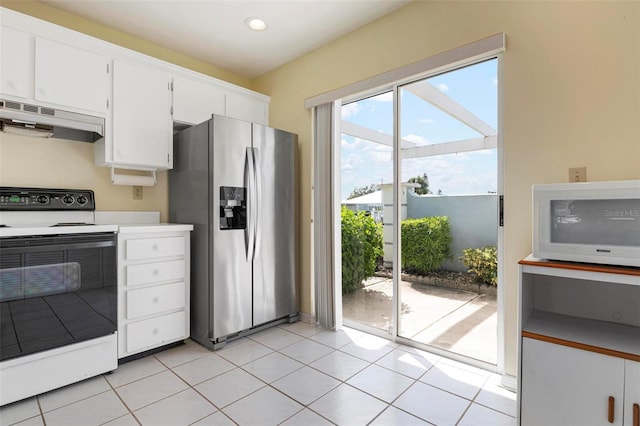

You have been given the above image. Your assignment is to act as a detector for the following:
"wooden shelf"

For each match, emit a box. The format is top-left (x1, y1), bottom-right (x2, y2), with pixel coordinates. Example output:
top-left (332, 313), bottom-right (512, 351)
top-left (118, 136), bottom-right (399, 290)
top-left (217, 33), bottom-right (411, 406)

top-left (519, 256), bottom-right (640, 277)
top-left (523, 310), bottom-right (640, 362)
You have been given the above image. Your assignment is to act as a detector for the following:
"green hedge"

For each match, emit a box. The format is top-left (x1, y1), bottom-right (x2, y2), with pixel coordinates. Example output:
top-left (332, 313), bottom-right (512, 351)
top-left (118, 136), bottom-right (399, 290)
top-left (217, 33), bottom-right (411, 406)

top-left (341, 207), bottom-right (383, 293)
top-left (461, 246), bottom-right (497, 286)
top-left (401, 216), bottom-right (452, 274)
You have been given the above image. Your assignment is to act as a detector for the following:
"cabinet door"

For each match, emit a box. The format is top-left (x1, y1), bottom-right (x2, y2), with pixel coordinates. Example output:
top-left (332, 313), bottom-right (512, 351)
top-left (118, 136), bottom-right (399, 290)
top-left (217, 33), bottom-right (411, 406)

top-left (625, 360), bottom-right (640, 426)
top-left (0, 26), bottom-right (31, 99)
top-left (521, 338), bottom-right (624, 426)
top-left (34, 37), bottom-right (107, 113)
top-left (112, 59), bottom-right (172, 169)
top-left (225, 91), bottom-right (268, 125)
top-left (172, 76), bottom-right (225, 125)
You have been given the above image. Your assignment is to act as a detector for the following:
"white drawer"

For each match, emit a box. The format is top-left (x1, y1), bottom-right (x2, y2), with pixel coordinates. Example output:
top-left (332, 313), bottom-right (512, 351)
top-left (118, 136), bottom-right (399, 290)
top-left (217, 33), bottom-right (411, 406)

top-left (126, 259), bottom-right (185, 287)
top-left (126, 311), bottom-right (186, 354)
top-left (126, 282), bottom-right (186, 319)
top-left (125, 236), bottom-right (185, 260)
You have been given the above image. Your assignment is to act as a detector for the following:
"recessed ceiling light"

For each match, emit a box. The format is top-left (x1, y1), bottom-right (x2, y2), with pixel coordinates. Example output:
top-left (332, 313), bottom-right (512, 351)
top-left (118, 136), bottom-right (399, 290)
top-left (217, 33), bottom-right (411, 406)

top-left (245, 17), bottom-right (267, 31)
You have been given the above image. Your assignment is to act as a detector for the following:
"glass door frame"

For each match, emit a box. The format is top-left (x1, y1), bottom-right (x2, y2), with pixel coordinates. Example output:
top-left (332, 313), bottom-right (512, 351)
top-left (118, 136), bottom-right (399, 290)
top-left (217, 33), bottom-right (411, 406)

top-left (336, 52), bottom-right (505, 374)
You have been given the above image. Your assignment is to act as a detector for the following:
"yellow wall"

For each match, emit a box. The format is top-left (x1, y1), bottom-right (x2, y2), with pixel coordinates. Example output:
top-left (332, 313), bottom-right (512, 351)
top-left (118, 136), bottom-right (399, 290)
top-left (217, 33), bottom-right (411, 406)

top-left (252, 1), bottom-right (640, 376)
top-left (0, 133), bottom-right (168, 215)
top-left (2, 1), bottom-right (639, 377)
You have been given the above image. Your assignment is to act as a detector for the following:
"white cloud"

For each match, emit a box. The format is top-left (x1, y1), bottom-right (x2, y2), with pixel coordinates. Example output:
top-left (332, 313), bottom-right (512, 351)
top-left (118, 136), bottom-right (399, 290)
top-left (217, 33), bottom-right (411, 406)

top-left (436, 83), bottom-right (449, 92)
top-left (370, 150), bottom-right (392, 165)
top-left (420, 118), bottom-right (435, 124)
top-left (403, 134), bottom-right (431, 146)
top-left (341, 103), bottom-right (360, 119)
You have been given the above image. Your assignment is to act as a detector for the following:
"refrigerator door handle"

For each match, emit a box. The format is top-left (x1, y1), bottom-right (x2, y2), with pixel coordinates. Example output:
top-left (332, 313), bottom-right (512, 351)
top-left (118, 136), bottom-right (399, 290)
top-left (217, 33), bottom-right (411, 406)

top-left (245, 147), bottom-right (257, 262)
top-left (253, 148), bottom-right (262, 260)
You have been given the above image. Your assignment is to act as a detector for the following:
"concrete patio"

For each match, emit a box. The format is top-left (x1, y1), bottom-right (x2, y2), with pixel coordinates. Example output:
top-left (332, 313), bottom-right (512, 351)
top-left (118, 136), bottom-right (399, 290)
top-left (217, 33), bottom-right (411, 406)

top-left (342, 276), bottom-right (497, 364)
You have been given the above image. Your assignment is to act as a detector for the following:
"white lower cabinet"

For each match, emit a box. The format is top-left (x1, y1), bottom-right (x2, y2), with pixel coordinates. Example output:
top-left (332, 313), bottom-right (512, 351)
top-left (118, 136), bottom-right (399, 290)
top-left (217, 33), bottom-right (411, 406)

top-left (521, 338), bottom-right (627, 426)
top-left (118, 226), bottom-right (192, 358)
top-left (625, 360), bottom-right (640, 426)
top-left (518, 257), bottom-right (640, 426)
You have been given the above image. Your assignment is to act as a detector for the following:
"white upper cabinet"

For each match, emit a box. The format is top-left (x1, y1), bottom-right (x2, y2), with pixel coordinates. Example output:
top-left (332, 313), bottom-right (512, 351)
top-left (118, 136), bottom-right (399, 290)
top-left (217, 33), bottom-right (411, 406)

top-left (226, 91), bottom-right (268, 125)
top-left (0, 26), bottom-right (31, 99)
top-left (110, 59), bottom-right (172, 169)
top-left (34, 37), bottom-right (107, 113)
top-left (172, 75), bottom-right (225, 126)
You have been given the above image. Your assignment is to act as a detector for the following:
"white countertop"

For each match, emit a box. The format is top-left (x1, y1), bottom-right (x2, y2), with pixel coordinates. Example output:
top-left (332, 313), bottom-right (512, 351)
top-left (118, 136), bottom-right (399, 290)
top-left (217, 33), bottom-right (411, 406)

top-left (0, 224), bottom-right (119, 238)
top-left (0, 211), bottom-right (192, 237)
top-left (117, 223), bottom-right (193, 233)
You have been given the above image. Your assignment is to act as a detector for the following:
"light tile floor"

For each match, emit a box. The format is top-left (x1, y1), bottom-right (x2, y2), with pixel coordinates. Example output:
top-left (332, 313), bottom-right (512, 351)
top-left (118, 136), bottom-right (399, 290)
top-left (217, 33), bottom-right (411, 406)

top-left (0, 323), bottom-right (516, 426)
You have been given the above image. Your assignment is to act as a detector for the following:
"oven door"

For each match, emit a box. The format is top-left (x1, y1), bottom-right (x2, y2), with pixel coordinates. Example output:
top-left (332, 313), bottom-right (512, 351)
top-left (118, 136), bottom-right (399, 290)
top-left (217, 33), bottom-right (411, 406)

top-left (0, 232), bottom-right (117, 361)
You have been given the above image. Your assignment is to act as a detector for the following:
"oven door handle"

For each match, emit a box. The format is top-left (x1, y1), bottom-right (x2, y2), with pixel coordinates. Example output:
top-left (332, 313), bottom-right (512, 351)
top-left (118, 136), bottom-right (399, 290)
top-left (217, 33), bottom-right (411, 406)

top-left (0, 234), bottom-right (116, 253)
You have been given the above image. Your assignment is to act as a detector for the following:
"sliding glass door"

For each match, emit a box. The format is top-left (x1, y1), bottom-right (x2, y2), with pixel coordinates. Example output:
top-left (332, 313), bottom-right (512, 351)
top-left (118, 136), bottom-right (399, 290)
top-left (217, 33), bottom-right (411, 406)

top-left (396, 60), bottom-right (499, 364)
top-left (340, 91), bottom-right (395, 335)
top-left (338, 58), bottom-right (501, 366)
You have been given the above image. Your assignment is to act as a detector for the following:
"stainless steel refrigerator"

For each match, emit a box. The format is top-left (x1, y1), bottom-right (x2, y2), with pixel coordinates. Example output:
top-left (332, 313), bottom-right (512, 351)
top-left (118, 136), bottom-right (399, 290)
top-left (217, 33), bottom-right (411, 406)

top-left (169, 114), bottom-right (297, 350)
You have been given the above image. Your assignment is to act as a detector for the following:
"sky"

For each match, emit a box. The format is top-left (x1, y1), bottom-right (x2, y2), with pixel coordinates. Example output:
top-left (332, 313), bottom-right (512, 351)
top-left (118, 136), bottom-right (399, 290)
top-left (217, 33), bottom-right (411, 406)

top-left (341, 59), bottom-right (498, 200)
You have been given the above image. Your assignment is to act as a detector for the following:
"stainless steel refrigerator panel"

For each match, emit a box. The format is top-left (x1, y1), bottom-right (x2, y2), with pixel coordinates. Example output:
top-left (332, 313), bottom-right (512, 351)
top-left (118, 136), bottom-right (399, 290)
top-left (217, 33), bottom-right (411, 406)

top-left (252, 124), bottom-right (297, 326)
top-left (169, 122), bottom-right (212, 347)
top-left (211, 116), bottom-right (254, 339)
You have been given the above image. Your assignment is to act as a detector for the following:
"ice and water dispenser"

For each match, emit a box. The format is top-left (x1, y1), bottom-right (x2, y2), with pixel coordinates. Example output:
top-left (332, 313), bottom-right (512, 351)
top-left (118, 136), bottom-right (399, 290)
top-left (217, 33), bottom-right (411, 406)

top-left (220, 186), bottom-right (246, 229)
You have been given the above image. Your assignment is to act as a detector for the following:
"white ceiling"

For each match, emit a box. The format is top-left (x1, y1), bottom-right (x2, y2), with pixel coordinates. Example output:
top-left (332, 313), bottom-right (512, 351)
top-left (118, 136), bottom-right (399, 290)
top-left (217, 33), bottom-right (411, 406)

top-left (41, 0), bottom-right (411, 79)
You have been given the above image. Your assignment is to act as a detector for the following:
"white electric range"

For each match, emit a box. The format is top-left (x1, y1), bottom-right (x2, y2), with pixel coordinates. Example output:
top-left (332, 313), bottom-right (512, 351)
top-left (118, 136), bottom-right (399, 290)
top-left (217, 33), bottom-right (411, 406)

top-left (0, 187), bottom-right (119, 406)
top-left (0, 187), bottom-right (117, 236)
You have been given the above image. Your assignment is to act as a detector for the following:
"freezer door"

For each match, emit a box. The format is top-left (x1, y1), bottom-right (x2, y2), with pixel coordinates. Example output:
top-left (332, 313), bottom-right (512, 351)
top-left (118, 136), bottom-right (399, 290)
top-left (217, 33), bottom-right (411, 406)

top-left (212, 116), bottom-right (254, 340)
top-left (252, 124), bottom-right (297, 326)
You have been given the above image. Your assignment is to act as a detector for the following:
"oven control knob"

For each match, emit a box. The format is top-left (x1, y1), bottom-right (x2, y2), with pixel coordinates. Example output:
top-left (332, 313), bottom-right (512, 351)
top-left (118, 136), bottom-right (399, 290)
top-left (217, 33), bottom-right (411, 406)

top-left (62, 195), bottom-right (75, 205)
top-left (76, 195), bottom-right (88, 206)
top-left (36, 194), bottom-right (49, 204)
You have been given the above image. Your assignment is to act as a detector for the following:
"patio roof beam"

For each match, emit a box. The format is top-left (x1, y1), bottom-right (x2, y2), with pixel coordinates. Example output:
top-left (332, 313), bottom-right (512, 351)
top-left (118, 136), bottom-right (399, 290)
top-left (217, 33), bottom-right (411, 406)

top-left (341, 120), bottom-right (416, 148)
top-left (401, 135), bottom-right (497, 159)
top-left (404, 81), bottom-right (497, 137)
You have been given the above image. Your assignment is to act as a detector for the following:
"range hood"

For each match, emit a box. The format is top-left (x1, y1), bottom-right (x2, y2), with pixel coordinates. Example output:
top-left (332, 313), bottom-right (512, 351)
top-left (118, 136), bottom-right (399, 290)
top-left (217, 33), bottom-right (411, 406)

top-left (0, 99), bottom-right (104, 142)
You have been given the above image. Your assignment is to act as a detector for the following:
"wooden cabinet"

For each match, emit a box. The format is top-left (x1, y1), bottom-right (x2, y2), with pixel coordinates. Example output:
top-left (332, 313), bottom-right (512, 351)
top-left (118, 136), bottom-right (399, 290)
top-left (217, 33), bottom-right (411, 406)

top-left (108, 59), bottom-right (172, 170)
top-left (117, 226), bottom-right (192, 359)
top-left (172, 75), bottom-right (225, 126)
top-left (34, 37), bottom-right (108, 113)
top-left (518, 257), bottom-right (640, 426)
top-left (0, 26), bottom-right (31, 99)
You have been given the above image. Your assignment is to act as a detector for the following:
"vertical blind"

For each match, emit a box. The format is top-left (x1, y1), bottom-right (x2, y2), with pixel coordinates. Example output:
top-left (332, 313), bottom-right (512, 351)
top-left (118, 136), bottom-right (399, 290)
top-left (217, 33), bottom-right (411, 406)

top-left (313, 102), bottom-right (340, 328)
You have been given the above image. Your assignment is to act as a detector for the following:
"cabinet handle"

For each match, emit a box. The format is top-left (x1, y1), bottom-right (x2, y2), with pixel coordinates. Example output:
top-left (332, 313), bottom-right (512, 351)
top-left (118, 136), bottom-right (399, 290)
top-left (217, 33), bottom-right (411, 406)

top-left (633, 403), bottom-right (639, 426)
top-left (608, 396), bottom-right (615, 423)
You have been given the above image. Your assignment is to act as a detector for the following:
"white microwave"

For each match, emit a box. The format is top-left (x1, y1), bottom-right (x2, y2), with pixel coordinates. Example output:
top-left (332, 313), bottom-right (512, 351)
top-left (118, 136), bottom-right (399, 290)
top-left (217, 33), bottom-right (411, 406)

top-left (533, 180), bottom-right (640, 267)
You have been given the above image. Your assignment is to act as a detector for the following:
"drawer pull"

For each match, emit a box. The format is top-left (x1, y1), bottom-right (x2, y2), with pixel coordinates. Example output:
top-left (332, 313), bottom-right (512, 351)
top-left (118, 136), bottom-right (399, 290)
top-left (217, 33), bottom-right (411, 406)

top-left (153, 244), bottom-right (159, 250)
top-left (153, 328), bottom-right (159, 335)
top-left (153, 269), bottom-right (159, 275)
top-left (633, 403), bottom-right (639, 426)
top-left (608, 396), bottom-right (615, 423)
top-left (153, 297), bottom-right (160, 303)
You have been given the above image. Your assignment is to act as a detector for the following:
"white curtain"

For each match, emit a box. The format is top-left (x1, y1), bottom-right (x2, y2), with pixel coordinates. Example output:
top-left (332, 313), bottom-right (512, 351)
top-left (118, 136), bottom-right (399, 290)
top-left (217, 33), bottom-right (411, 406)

top-left (313, 101), bottom-right (341, 328)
